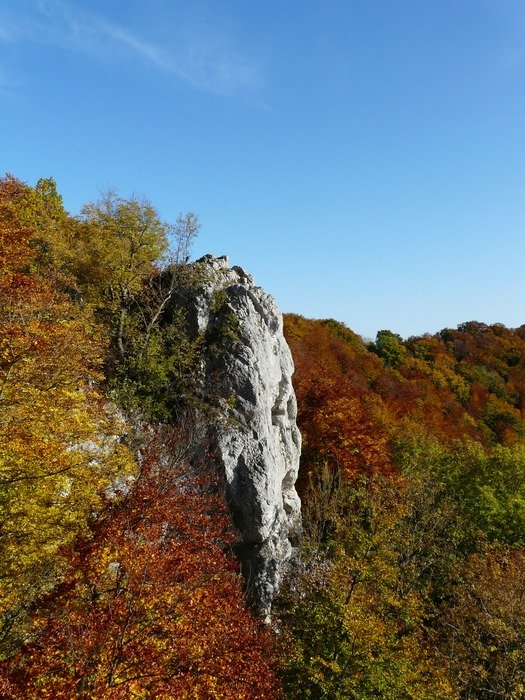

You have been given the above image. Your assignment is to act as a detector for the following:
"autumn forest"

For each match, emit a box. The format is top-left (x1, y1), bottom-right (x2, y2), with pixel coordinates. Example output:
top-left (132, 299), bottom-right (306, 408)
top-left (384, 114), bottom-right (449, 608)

top-left (1, 175), bottom-right (524, 698)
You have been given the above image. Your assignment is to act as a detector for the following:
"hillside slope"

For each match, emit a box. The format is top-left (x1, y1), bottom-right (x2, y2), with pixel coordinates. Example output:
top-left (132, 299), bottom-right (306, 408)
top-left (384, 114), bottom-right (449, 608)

top-left (280, 314), bottom-right (525, 699)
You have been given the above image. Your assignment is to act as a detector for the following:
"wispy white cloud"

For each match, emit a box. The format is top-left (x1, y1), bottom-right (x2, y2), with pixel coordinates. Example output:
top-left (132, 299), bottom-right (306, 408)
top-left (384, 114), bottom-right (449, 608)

top-left (0, 0), bottom-right (263, 96)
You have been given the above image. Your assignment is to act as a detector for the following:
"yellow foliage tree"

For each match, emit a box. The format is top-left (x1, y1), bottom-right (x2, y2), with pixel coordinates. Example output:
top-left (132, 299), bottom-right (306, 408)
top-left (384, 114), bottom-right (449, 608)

top-left (0, 201), bottom-right (135, 654)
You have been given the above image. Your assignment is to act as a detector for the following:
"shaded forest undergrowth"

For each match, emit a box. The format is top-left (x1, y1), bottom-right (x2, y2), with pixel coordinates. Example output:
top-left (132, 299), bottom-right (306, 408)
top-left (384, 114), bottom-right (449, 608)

top-left (1, 175), bottom-right (524, 698)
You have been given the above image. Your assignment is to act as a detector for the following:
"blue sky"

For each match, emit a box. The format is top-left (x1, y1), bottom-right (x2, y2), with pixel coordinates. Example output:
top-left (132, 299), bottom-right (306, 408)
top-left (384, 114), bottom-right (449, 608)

top-left (1, 0), bottom-right (524, 339)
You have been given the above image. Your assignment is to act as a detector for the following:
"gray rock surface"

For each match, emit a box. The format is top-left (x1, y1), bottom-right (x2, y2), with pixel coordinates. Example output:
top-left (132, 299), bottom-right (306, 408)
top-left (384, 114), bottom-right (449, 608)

top-left (184, 254), bottom-right (301, 618)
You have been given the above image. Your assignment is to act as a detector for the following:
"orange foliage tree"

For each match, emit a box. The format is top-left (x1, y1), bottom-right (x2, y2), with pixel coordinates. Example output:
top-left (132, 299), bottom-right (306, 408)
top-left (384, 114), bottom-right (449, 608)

top-left (0, 430), bottom-right (282, 699)
top-left (285, 315), bottom-right (525, 498)
top-left (284, 315), bottom-right (393, 488)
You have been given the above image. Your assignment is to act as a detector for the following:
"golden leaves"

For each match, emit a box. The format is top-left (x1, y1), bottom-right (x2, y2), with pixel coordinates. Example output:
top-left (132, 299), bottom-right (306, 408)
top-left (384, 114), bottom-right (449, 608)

top-left (0, 200), bottom-right (135, 652)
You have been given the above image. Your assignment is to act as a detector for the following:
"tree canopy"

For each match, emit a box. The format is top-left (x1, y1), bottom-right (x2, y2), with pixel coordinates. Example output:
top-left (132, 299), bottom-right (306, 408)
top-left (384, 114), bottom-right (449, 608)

top-left (2, 174), bottom-right (525, 698)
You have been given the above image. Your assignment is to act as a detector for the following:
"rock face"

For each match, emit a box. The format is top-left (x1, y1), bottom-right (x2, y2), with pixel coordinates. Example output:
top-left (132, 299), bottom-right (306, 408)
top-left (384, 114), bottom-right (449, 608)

top-left (184, 255), bottom-right (301, 617)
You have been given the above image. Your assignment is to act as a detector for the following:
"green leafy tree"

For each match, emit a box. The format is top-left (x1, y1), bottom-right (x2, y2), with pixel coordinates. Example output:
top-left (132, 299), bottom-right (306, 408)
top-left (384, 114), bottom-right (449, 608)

top-left (76, 192), bottom-right (202, 420)
top-left (397, 436), bottom-right (525, 546)
top-left (79, 191), bottom-right (170, 355)
top-left (443, 443), bottom-right (525, 545)
top-left (374, 330), bottom-right (408, 368)
top-left (280, 472), bottom-right (456, 699)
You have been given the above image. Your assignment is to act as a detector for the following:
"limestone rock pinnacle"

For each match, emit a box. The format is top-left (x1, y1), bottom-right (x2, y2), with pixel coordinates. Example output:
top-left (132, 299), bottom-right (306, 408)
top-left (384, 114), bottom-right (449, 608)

top-left (184, 254), bottom-right (302, 618)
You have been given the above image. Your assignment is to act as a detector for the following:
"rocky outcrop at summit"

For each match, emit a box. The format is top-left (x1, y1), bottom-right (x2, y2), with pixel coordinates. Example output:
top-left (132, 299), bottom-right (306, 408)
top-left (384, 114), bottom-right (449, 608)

top-left (183, 255), bottom-right (301, 618)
